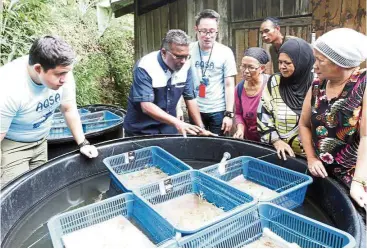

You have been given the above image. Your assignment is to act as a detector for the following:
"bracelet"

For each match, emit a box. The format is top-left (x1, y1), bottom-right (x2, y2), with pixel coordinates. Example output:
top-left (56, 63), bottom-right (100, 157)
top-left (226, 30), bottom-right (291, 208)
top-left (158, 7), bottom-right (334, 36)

top-left (78, 138), bottom-right (90, 148)
top-left (352, 178), bottom-right (366, 187)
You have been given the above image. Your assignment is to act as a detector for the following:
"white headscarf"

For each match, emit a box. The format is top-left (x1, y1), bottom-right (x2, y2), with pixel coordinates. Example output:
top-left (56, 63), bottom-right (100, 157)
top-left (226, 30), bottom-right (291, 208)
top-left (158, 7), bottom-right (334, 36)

top-left (314, 28), bottom-right (367, 68)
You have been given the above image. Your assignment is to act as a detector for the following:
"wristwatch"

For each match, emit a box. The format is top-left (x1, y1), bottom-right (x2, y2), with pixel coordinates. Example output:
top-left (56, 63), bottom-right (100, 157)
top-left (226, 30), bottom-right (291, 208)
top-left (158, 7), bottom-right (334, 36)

top-left (224, 111), bottom-right (234, 118)
top-left (78, 138), bottom-right (90, 148)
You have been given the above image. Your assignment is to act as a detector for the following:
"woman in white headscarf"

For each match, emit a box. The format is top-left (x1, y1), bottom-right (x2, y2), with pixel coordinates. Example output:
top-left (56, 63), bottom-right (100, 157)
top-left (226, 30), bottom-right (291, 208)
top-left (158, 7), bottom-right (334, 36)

top-left (299, 28), bottom-right (367, 208)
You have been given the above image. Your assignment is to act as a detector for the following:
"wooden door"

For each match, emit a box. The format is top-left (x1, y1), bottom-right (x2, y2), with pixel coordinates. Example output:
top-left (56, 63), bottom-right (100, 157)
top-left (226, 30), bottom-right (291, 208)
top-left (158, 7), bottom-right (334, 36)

top-left (230, 0), bottom-right (312, 83)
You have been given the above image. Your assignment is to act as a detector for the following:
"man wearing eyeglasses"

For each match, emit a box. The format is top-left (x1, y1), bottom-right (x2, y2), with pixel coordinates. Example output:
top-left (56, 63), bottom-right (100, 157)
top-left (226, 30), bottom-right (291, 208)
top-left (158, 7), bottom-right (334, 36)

top-left (189, 9), bottom-right (237, 136)
top-left (123, 29), bottom-right (212, 137)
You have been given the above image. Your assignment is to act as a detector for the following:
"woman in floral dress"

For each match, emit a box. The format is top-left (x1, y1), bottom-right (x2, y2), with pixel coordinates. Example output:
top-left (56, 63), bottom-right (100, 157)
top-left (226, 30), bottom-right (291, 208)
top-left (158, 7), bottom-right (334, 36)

top-left (299, 28), bottom-right (367, 208)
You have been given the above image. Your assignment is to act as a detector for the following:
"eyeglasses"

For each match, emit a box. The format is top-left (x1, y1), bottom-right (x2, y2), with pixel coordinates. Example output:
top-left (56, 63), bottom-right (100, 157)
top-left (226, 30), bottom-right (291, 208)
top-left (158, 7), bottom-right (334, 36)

top-left (167, 50), bottom-right (191, 61)
top-left (198, 30), bottom-right (218, 37)
top-left (240, 65), bottom-right (260, 72)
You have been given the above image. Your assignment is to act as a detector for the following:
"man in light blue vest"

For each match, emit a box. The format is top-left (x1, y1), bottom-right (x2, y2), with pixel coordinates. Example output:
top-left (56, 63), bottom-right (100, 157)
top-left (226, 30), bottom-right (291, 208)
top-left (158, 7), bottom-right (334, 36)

top-left (0, 36), bottom-right (98, 187)
top-left (124, 29), bottom-right (211, 137)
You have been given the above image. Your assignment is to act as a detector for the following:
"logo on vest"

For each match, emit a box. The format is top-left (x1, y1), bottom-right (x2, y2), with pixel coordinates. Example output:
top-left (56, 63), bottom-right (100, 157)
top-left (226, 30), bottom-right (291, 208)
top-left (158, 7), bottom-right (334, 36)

top-left (36, 93), bottom-right (61, 112)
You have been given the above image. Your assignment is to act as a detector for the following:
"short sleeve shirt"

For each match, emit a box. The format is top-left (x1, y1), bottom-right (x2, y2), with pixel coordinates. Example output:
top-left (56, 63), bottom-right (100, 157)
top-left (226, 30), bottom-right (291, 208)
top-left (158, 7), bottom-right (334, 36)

top-left (310, 70), bottom-right (366, 187)
top-left (123, 51), bottom-right (195, 135)
top-left (0, 56), bottom-right (76, 142)
top-left (190, 42), bottom-right (237, 113)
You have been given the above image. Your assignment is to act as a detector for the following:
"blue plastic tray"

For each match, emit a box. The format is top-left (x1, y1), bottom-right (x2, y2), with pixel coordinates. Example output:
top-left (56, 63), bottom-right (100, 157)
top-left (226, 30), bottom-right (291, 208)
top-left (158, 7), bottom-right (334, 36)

top-left (47, 193), bottom-right (176, 248)
top-left (133, 170), bottom-right (256, 236)
top-left (52, 108), bottom-right (90, 120)
top-left (201, 156), bottom-right (312, 210)
top-left (49, 110), bottom-right (122, 139)
top-left (103, 146), bottom-right (192, 192)
top-left (165, 203), bottom-right (355, 248)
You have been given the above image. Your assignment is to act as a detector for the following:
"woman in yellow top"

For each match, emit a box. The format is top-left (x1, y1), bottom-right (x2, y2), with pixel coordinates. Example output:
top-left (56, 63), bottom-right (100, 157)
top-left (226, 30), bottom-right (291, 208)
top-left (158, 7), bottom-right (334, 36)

top-left (257, 38), bottom-right (315, 160)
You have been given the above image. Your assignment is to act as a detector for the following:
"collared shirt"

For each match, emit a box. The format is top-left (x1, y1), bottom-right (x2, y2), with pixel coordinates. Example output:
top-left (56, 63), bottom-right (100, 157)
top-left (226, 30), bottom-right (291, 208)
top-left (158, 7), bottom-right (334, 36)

top-left (123, 51), bottom-right (195, 135)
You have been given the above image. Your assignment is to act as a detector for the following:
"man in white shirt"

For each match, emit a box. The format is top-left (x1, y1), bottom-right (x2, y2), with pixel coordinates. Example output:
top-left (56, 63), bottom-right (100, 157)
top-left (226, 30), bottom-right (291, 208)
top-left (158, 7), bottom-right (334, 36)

top-left (189, 9), bottom-right (237, 135)
top-left (0, 36), bottom-right (98, 186)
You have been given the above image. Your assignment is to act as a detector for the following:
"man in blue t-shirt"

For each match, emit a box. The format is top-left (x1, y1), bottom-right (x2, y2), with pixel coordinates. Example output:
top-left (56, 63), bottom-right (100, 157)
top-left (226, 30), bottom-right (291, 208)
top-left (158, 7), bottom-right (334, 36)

top-left (0, 36), bottom-right (98, 187)
top-left (124, 29), bottom-right (211, 137)
top-left (189, 9), bottom-right (237, 135)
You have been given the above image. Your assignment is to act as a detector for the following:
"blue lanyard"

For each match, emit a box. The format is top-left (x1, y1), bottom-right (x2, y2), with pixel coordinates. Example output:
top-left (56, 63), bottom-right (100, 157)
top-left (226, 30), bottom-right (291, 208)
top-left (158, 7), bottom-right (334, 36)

top-left (198, 43), bottom-right (214, 78)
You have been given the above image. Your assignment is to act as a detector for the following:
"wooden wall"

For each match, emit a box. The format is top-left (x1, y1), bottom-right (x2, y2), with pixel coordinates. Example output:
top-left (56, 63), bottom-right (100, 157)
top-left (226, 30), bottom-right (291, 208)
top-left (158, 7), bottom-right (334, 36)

top-left (134, 0), bottom-right (229, 60)
top-left (230, 0), bottom-right (312, 81)
top-left (134, 0), bottom-right (366, 71)
top-left (311, 0), bottom-right (366, 67)
top-left (230, 0), bottom-right (310, 22)
top-left (312, 0), bottom-right (366, 37)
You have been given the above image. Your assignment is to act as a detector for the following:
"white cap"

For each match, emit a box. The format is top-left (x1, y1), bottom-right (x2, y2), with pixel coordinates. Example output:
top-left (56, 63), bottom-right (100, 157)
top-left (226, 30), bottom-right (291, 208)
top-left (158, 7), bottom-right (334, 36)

top-left (314, 28), bottom-right (367, 68)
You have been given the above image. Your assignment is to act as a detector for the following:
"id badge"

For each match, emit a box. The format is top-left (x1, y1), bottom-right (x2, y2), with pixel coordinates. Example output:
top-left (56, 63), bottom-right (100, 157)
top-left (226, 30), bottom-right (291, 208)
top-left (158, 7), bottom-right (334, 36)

top-left (199, 84), bottom-right (206, 98)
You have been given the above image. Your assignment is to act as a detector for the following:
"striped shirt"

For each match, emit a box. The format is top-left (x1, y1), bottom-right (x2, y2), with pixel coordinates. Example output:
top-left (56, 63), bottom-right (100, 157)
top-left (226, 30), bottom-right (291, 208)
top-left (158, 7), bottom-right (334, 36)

top-left (257, 74), bottom-right (304, 155)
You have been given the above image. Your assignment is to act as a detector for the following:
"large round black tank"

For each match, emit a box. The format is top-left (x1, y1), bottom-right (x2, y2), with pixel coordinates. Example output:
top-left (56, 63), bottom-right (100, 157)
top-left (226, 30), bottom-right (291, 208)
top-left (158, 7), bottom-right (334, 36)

top-left (1, 136), bottom-right (365, 247)
top-left (47, 104), bottom-right (126, 159)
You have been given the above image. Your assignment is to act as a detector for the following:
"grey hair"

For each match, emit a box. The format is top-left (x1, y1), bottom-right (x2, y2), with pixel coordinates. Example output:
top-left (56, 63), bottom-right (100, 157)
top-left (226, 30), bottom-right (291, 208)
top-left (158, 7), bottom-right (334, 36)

top-left (161, 29), bottom-right (190, 51)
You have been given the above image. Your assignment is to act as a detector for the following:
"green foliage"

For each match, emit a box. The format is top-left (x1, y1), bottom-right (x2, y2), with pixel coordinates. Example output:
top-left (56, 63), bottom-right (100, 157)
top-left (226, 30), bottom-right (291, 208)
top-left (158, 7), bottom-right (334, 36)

top-left (0, 0), bottom-right (51, 65)
top-left (99, 15), bottom-right (134, 107)
top-left (73, 53), bottom-right (108, 105)
top-left (1, 0), bottom-right (134, 108)
top-left (45, 2), bottom-right (134, 107)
